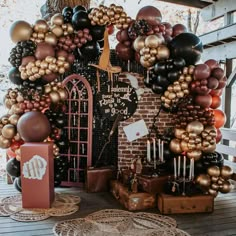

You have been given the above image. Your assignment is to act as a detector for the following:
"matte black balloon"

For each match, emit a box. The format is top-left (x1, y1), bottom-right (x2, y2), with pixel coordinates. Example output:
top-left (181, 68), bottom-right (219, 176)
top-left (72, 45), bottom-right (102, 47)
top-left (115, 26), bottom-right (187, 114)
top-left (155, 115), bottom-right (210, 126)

top-left (154, 75), bottom-right (170, 88)
top-left (8, 67), bottom-right (23, 85)
top-left (144, 77), bottom-right (153, 88)
top-left (163, 144), bottom-right (174, 161)
top-left (90, 25), bottom-right (105, 41)
top-left (6, 158), bottom-right (21, 177)
top-left (173, 57), bottom-right (186, 69)
top-left (152, 83), bottom-right (164, 94)
top-left (169, 33), bottom-right (203, 65)
top-left (72, 10), bottom-right (91, 30)
top-left (73, 5), bottom-right (87, 13)
top-left (80, 41), bottom-right (100, 60)
top-left (154, 61), bottom-right (167, 75)
top-left (13, 177), bottom-right (21, 192)
top-left (202, 151), bottom-right (224, 169)
top-left (167, 70), bottom-right (181, 82)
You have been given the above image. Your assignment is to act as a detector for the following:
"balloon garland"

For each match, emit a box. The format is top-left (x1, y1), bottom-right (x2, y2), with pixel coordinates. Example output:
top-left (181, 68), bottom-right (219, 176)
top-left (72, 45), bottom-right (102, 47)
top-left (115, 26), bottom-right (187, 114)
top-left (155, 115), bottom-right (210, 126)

top-left (4, 3), bottom-right (232, 195)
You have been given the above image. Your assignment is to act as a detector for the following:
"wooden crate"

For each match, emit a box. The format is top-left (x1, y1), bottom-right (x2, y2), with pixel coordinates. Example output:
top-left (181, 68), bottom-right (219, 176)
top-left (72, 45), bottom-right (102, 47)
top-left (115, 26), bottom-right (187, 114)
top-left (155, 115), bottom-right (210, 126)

top-left (157, 193), bottom-right (214, 214)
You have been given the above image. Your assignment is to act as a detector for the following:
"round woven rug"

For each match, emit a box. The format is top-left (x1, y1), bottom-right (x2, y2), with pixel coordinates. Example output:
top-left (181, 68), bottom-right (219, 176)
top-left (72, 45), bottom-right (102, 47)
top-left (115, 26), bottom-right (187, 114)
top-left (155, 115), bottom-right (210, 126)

top-left (0, 193), bottom-right (81, 222)
top-left (53, 209), bottom-right (191, 236)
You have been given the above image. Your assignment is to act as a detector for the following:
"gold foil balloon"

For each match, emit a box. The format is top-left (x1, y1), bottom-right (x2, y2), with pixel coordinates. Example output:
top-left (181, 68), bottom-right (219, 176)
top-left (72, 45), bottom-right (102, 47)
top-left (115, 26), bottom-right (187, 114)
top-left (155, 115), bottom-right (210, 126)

top-left (10, 20), bottom-right (33, 43)
top-left (174, 128), bottom-right (185, 139)
top-left (169, 138), bottom-right (182, 154)
top-left (202, 143), bottom-right (216, 153)
top-left (186, 150), bottom-right (202, 161)
top-left (208, 188), bottom-right (218, 197)
top-left (51, 25), bottom-right (64, 37)
top-left (219, 181), bottom-right (232, 193)
top-left (145, 35), bottom-right (160, 48)
top-left (211, 183), bottom-right (219, 191)
top-left (9, 114), bottom-right (20, 126)
top-left (57, 89), bottom-right (68, 101)
top-left (186, 120), bottom-right (204, 135)
top-left (133, 36), bottom-right (146, 52)
top-left (207, 166), bottom-right (220, 177)
top-left (220, 166), bottom-right (233, 180)
top-left (49, 91), bottom-right (60, 103)
top-left (45, 32), bottom-right (58, 46)
top-left (157, 45), bottom-right (170, 60)
top-left (180, 140), bottom-right (189, 152)
top-left (51, 13), bottom-right (64, 26)
top-left (196, 174), bottom-right (211, 188)
top-left (211, 176), bottom-right (218, 183)
top-left (0, 135), bottom-right (11, 149)
top-left (34, 19), bottom-right (49, 33)
top-left (1, 124), bottom-right (16, 139)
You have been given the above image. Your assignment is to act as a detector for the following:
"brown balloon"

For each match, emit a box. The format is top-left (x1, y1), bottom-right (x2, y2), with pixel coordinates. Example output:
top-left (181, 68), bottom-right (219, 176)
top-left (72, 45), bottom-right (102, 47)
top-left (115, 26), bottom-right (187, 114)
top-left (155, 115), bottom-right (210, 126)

top-left (35, 42), bottom-right (55, 60)
top-left (10, 20), bottom-right (33, 43)
top-left (194, 63), bottom-right (211, 80)
top-left (207, 166), bottom-right (220, 177)
top-left (21, 56), bottom-right (36, 66)
top-left (1, 124), bottom-right (16, 139)
top-left (220, 166), bottom-right (233, 180)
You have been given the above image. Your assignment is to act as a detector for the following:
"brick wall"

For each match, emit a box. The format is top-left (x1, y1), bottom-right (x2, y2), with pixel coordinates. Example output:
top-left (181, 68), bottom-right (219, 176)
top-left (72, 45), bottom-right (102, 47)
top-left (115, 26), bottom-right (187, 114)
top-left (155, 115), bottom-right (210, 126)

top-left (118, 73), bottom-right (173, 169)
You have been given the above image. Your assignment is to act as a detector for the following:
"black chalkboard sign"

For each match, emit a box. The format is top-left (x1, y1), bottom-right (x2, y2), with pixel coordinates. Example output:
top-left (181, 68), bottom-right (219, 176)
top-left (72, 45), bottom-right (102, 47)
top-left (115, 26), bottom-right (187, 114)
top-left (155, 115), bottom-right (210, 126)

top-left (98, 81), bottom-right (138, 121)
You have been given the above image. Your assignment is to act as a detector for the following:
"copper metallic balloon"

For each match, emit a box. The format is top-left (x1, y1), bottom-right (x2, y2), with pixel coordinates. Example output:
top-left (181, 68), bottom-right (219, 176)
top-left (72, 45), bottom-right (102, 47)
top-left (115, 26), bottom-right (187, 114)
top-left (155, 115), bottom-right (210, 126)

top-left (34, 19), bottom-right (49, 33)
top-left (220, 166), bottom-right (233, 180)
top-left (174, 128), bottom-right (185, 139)
top-left (169, 138), bottom-right (182, 154)
top-left (186, 121), bottom-right (204, 135)
top-left (207, 166), bottom-right (220, 177)
top-left (0, 135), bottom-right (11, 149)
top-left (51, 13), bottom-right (64, 26)
top-left (202, 143), bottom-right (216, 153)
top-left (1, 124), bottom-right (16, 139)
top-left (211, 183), bottom-right (219, 191)
top-left (208, 188), bottom-right (218, 197)
top-left (133, 36), bottom-right (146, 52)
top-left (45, 32), bottom-right (58, 46)
top-left (10, 20), bottom-right (33, 43)
top-left (219, 181), bottom-right (232, 193)
top-left (196, 174), bottom-right (211, 188)
top-left (145, 35), bottom-right (160, 48)
top-left (211, 176), bottom-right (218, 183)
top-left (186, 150), bottom-right (202, 161)
top-left (8, 114), bottom-right (20, 126)
top-left (157, 45), bottom-right (170, 60)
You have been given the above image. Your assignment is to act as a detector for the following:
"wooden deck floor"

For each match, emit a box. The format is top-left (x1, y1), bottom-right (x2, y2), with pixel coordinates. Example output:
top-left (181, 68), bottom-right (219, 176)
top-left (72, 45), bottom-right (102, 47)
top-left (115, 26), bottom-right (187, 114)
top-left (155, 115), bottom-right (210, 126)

top-left (0, 177), bottom-right (236, 236)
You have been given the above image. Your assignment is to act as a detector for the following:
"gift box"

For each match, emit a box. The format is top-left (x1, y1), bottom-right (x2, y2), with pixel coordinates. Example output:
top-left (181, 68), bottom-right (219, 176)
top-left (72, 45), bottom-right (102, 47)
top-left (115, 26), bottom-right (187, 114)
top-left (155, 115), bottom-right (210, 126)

top-left (110, 180), bottom-right (156, 211)
top-left (157, 193), bottom-right (214, 214)
top-left (20, 142), bottom-right (54, 208)
top-left (86, 166), bottom-right (116, 193)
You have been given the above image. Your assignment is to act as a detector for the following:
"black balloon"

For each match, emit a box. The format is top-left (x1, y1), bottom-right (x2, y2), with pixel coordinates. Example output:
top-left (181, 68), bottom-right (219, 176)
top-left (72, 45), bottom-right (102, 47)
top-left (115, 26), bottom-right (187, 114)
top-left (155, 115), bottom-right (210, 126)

top-left (173, 57), bottom-right (186, 69)
top-left (6, 158), bottom-right (21, 177)
top-left (201, 151), bottom-right (224, 169)
top-left (73, 5), bottom-right (87, 13)
top-left (169, 33), bottom-right (203, 66)
top-left (167, 70), bottom-right (181, 83)
top-left (154, 75), bottom-right (170, 88)
top-left (13, 177), bottom-right (22, 192)
top-left (90, 25), bottom-right (105, 41)
top-left (154, 61), bottom-right (166, 75)
top-left (62, 6), bottom-right (73, 15)
top-left (8, 67), bottom-right (23, 85)
top-left (152, 83), bottom-right (164, 94)
top-left (80, 41), bottom-right (100, 60)
top-left (72, 10), bottom-right (91, 30)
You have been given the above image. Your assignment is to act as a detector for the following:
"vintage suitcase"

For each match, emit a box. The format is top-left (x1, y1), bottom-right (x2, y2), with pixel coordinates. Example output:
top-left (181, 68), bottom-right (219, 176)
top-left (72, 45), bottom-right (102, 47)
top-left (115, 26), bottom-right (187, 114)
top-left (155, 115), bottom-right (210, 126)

top-left (110, 180), bottom-right (156, 211)
top-left (157, 193), bottom-right (214, 214)
top-left (86, 166), bottom-right (116, 193)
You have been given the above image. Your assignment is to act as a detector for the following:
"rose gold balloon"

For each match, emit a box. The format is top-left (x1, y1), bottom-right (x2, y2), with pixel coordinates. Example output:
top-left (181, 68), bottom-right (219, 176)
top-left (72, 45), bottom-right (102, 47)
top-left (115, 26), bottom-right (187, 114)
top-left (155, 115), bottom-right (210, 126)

top-left (186, 150), bottom-right (202, 161)
top-left (207, 166), bottom-right (220, 177)
top-left (51, 13), bottom-right (64, 26)
top-left (220, 166), bottom-right (233, 180)
top-left (169, 138), bottom-right (182, 154)
top-left (45, 32), bottom-right (58, 46)
top-left (0, 135), bottom-right (11, 149)
top-left (10, 20), bottom-right (33, 43)
top-left (186, 120), bottom-right (204, 135)
top-left (1, 124), bottom-right (16, 139)
top-left (219, 181), bottom-right (232, 193)
top-left (133, 36), bottom-right (146, 52)
top-left (196, 174), bottom-right (211, 188)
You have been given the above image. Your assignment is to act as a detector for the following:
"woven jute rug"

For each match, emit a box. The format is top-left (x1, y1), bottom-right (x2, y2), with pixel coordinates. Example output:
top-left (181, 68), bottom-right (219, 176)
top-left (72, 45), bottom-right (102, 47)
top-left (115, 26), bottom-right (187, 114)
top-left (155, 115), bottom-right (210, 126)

top-left (0, 193), bottom-right (81, 222)
top-left (53, 209), bottom-right (191, 236)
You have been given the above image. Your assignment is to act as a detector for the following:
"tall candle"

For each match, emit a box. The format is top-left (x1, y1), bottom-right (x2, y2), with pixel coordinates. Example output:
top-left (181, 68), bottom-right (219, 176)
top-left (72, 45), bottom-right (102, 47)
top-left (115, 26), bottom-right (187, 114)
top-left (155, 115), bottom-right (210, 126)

top-left (152, 138), bottom-right (156, 160)
top-left (177, 156), bottom-right (181, 178)
top-left (158, 139), bottom-right (161, 160)
top-left (189, 158), bottom-right (192, 180)
top-left (174, 158), bottom-right (177, 179)
top-left (183, 156), bottom-right (186, 177)
top-left (192, 159), bottom-right (194, 179)
top-left (161, 141), bottom-right (164, 162)
top-left (147, 140), bottom-right (151, 163)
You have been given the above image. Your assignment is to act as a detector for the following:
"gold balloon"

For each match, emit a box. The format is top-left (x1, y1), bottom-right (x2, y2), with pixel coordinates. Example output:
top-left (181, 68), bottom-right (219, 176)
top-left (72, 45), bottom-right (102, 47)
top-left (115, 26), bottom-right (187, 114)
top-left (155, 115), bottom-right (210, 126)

top-left (140, 56), bottom-right (152, 68)
top-left (145, 35), bottom-right (159, 48)
top-left (186, 121), bottom-right (204, 135)
top-left (51, 13), bottom-right (64, 26)
top-left (211, 183), bottom-right (219, 190)
top-left (169, 138), bottom-right (182, 154)
top-left (45, 32), bottom-right (58, 46)
top-left (196, 174), bottom-right (211, 188)
top-left (10, 20), bottom-right (33, 43)
top-left (180, 140), bottom-right (189, 152)
top-left (208, 188), bottom-right (218, 198)
top-left (207, 166), bottom-right (220, 177)
top-left (1, 124), bottom-right (16, 139)
top-left (0, 135), bottom-right (11, 149)
top-left (133, 36), bottom-right (146, 52)
top-left (186, 150), bottom-right (202, 161)
top-left (220, 166), bottom-right (233, 180)
top-left (174, 128), bottom-right (185, 139)
top-left (49, 91), bottom-right (60, 103)
top-left (1, 115), bottom-right (9, 125)
top-left (57, 89), bottom-right (68, 101)
top-left (34, 19), bottom-right (49, 33)
top-left (219, 181), bottom-right (232, 193)
top-left (14, 133), bottom-right (21, 141)
top-left (156, 45), bottom-right (170, 60)
top-left (202, 143), bottom-right (216, 153)
top-left (211, 176), bottom-right (218, 183)
top-left (51, 25), bottom-right (63, 37)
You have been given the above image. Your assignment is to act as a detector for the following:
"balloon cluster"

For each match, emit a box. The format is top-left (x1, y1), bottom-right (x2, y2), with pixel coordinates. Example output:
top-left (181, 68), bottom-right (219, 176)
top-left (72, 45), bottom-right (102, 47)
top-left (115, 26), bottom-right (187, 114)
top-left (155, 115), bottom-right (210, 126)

top-left (88, 4), bottom-right (132, 29)
top-left (201, 151), bottom-right (224, 170)
top-left (196, 165), bottom-right (233, 197)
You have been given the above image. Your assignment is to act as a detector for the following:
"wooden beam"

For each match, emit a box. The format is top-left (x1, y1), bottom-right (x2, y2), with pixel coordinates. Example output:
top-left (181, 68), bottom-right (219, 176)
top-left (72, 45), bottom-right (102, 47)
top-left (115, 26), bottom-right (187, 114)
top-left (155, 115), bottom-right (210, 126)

top-left (157, 0), bottom-right (211, 8)
top-left (201, 0), bottom-right (236, 21)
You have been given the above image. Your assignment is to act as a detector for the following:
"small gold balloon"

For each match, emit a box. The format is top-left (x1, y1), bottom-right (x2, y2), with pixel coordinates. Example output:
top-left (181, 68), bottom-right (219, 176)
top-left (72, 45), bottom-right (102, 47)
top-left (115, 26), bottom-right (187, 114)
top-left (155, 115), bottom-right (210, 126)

top-left (49, 91), bottom-right (60, 103)
top-left (45, 32), bottom-right (58, 46)
top-left (208, 188), bottom-right (218, 197)
top-left (220, 166), bottom-right (233, 180)
top-left (8, 114), bottom-right (20, 125)
top-left (133, 36), bottom-right (146, 52)
top-left (202, 143), bottom-right (216, 153)
top-left (57, 89), bottom-right (68, 101)
top-left (180, 140), bottom-right (189, 152)
top-left (211, 176), bottom-right (218, 183)
top-left (34, 19), bottom-right (49, 33)
top-left (169, 138), bottom-right (182, 154)
top-left (186, 150), bottom-right (202, 161)
top-left (0, 135), bottom-right (11, 149)
top-left (145, 35), bottom-right (159, 48)
top-left (196, 174), bottom-right (211, 188)
top-left (211, 183), bottom-right (219, 190)
top-left (207, 166), bottom-right (220, 177)
top-left (1, 124), bottom-right (16, 139)
top-left (186, 120), bottom-right (204, 135)
top-left (140, 56), bottom-right (152, 68)
top-left (156, 45), bottom-right (170, 60)
top-left (219, 181), bottom-right (232, 193)
top-left (51, 25), bottom-right (63, 37)
top-left (174, 128), bottom-right (185, 139)
top-left (51, 13), bottom-right (64, 26)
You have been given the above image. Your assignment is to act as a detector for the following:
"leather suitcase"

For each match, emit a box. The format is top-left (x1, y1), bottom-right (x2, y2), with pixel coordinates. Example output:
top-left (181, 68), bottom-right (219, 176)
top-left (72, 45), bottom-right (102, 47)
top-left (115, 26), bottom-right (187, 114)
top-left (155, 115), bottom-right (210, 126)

top-left (157, 193), bottom-right (214, 214)
top-left (86, 167), bottom-right (116, 193)
top-left (110, 180), bottom-right (156, 211)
